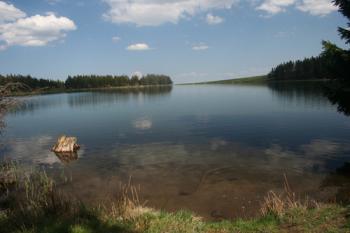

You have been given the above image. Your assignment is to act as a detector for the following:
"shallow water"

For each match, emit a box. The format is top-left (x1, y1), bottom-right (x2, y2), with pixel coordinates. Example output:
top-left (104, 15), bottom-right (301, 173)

top-left (1, 84), bottom-right (350, 219)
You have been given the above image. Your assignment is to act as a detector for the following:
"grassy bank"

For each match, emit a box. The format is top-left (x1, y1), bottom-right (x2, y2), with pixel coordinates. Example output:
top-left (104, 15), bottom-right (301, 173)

top-left (180, 75), bottom-right (334, 86)
top-left (0, 162), bottom-right (349, 233)
top-left (180, 75), bottom-right (268, 85)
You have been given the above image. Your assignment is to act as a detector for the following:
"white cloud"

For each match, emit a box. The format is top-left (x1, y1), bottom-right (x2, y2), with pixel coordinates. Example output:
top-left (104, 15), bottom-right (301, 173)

top-left (256, 0), bottom-right (296, 15)
top-left (0, 13), bottom-right (76, 49)
top-left (206, 13), bottom-right (224, 25)
top-left (0, 1), bottom-right (26, 22)
top-left (103, 0), bottom-right (237, 26)
top-left (255, 0), bottom-right (337, 16)
top-left (103, 0), bottom-right (336, 27)
top-left (0, 2), bottom-right (76, 50)
top-left (192, 43), bottom-right (209, 51)
top-left (296, 0), bottom-right (337, 16)
top-left (126, 43), bottom-right (150, 51)
top-left (112, 36), bottom-right (121, 42)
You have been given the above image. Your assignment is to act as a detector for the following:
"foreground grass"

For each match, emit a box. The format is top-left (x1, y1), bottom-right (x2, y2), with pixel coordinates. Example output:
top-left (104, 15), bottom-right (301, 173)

top-left (1, 204), bottom-right (348, 233)
top-left (0, 163), bottom-right (349, 233)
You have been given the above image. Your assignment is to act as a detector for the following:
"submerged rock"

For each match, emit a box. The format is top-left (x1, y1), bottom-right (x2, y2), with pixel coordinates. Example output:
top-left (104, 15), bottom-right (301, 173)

top-left (51, 135), bottom-right (80, 153)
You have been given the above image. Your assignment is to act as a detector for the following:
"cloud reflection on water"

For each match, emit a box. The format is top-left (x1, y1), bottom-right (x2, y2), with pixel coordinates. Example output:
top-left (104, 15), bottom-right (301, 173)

top-left (4, 134), bottom-right (349, 173)
top-left (133, 118), bottom-right (152, 130)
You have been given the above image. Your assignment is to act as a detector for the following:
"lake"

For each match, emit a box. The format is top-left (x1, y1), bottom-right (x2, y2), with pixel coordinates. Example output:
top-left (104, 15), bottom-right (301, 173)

top-left (1, 83), bottom-right (350, 219)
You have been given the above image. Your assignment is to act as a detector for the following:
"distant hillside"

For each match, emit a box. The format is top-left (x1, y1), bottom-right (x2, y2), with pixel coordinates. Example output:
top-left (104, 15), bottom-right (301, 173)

top-left (181, 75), bottom-right (267, 85)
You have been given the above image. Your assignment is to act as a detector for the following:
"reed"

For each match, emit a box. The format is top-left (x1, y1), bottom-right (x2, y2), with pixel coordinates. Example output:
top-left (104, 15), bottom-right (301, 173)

top-left (107, 177), bottom-right (152, 221)
top-left (260, 174), bottom-right (318, 217)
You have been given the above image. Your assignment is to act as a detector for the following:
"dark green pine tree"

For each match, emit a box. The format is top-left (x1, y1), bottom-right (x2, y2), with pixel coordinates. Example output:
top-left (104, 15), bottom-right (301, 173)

top-left (333, 0), bottom-right (350, 44)
top-left (320, 0), bottom-right (350, 82)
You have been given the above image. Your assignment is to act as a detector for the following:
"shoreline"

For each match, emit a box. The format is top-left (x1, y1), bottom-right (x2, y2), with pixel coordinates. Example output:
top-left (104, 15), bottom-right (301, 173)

top-left (0, 164), bottom-right (349, 233)
top-left (3, 84), bottom-right (173, 97)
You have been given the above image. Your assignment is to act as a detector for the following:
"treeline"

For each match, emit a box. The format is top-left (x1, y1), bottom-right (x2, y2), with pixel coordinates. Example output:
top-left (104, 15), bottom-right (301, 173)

top-left (65, 74), bottom-right (172, 89)
top-left (267, 0), bottom-right (350, 115)
top-left (0, 74), bottom-right (173, 91)
top-left (267, 56), bottom-right (329, 81)
top-left (268, 0), bottom-right (350, 84)
top-left (0, 74), bottom-right (64, 90)
top-left (268, 46), bottom-right (350, 82)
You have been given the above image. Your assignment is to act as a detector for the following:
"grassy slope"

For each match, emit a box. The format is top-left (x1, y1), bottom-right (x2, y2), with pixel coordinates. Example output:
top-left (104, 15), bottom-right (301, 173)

top-left (179, 75), bottom-right (333, 85)
top-left (180, 75), bottom-right (268, 85)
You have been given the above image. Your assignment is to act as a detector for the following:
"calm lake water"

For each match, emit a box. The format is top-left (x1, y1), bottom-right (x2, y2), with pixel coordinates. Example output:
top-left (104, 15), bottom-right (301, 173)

top-left (1, 83), bottom-right (350, 219)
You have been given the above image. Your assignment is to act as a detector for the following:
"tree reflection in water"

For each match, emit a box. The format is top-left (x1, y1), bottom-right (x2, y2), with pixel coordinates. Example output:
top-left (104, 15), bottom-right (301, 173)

top-left (267, 80), bottom-right (350, 116)
top-left (323, 82), bottom-right (350, 116)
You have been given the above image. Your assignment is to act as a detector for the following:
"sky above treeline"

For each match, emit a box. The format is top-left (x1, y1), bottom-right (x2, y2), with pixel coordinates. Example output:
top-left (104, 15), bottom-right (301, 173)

top-left (0, 0), bottom-right (348, 83)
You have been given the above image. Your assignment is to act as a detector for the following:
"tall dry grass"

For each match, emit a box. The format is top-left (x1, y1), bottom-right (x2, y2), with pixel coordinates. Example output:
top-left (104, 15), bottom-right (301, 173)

top-left (1, 162), bottom-right (150, 224)
top-left (107, 177), bottom-right (152, 221)
top-left (260, 174), bottom-right (319, 217)
top-left (0, 162), bottom-right (77, 229)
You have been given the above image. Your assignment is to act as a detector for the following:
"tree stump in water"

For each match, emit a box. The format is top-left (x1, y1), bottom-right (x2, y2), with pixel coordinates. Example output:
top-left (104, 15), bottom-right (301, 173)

top-left (51, 136), bottom-right (80, 153)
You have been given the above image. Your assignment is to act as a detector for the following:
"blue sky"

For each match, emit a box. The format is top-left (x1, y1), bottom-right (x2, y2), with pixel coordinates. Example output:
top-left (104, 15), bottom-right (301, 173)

top-left (0, 0), bottom-right (347, 83)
